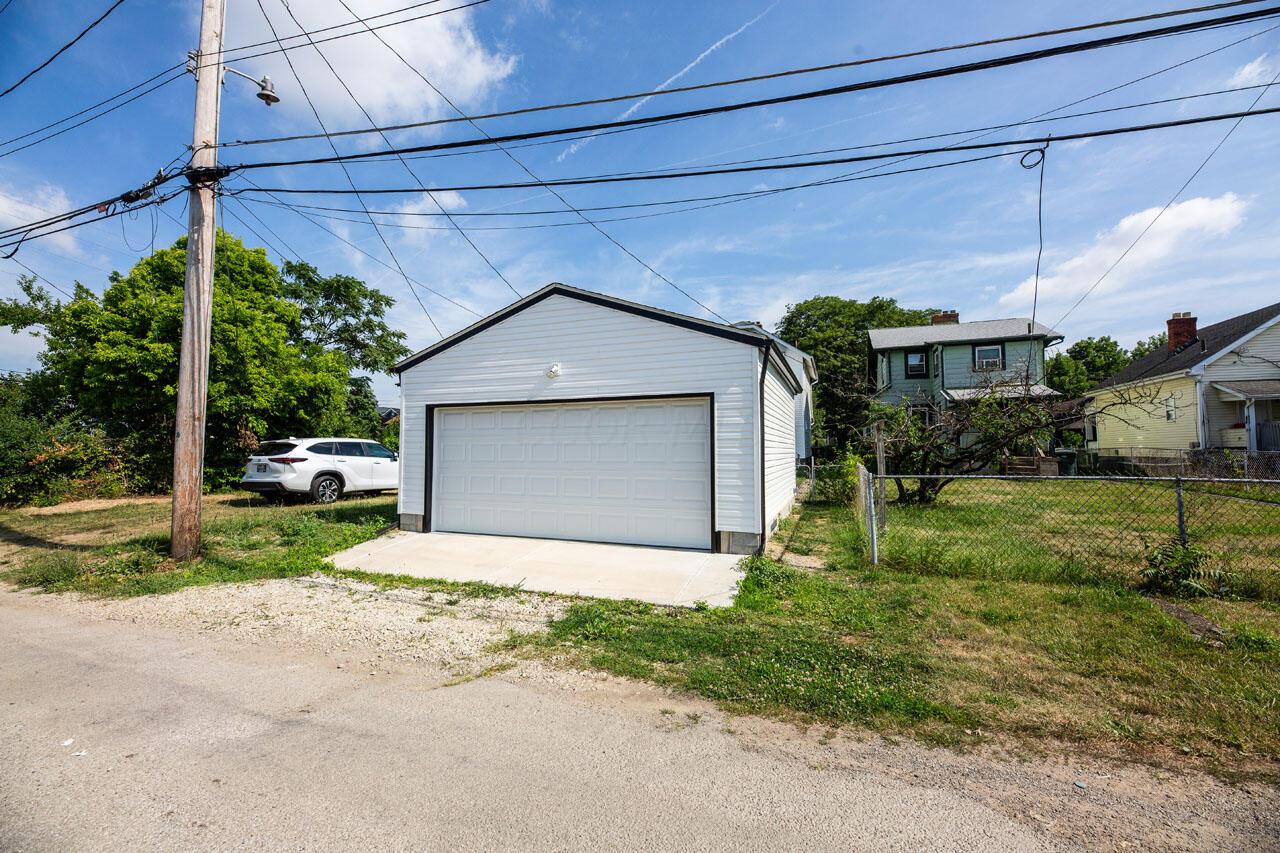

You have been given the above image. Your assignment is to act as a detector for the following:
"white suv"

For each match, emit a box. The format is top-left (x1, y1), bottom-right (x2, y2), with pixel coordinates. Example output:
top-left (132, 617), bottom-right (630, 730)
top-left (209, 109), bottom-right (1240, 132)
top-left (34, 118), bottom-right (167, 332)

top-left (240, 438), bottom-right (399, 503)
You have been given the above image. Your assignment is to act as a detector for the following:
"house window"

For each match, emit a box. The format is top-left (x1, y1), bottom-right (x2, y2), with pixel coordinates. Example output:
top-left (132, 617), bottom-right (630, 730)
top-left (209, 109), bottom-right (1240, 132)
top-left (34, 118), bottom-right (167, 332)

top-left (973, 344), bottom-right (1004, 371)
top-left (1165, 398), bottom-right (1177, 422)
top-left (905, 349), bottom-right (928, 378)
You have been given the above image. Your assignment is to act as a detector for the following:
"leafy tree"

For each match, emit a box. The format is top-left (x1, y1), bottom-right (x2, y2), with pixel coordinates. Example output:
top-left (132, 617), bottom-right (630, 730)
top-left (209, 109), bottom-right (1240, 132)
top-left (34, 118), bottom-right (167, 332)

top-left (381, 415), bottom-right (400, 452)
top-left (281, 261), bottom-right (409, 372)
top-left (869, 383), bottom-right (1056, 503)
top-left (1064, 336), bottom-right (1130, 385)
top-left (344, 375), bottom-right (384, 440)
top-left (0, 232), bottom-right (389, 491)
top-left (1045, 352), bottom-right (1090, 398)
top-left (775, 295), bottom-right (934, 448)
top-left (1130, 332), bottom-right (1167, 361)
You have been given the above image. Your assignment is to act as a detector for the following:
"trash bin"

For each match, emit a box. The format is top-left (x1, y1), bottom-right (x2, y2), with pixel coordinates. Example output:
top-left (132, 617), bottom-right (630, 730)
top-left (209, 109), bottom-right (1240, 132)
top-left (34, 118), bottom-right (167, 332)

top-left (1054, 448), bottom-right (1078, 476)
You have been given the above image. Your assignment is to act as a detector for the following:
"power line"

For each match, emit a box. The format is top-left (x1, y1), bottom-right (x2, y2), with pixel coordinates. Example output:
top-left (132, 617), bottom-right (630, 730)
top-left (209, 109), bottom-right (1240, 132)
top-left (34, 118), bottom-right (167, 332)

top-left (1, 188), bottom-right (183, 255)
top-left (198, 0), bottom-right (489, 75)
top-left (225, 195), bottom-right (302, 261)
top-left (0, 0), bottom-right (128, 99)
top-left (0, 0), bottom-right (481, 157)
top-left (6, 257), bottom-right (76, 299)
top-left (220, 0), bottom-right (1277, 148)
top-left (0, 71), bottom-right (186, 159)
top-left (331, 0), bottom-right (727, 321)
top-left (344, 79), bottom-right (1278, 179)
top-left (251, 0), bottom-right (443, 336)
top-left (240, 149), bottom-right (1031, 231)
top-left (227, 106), bottom-right (1280, 196)
top-left (1053, 69), bottom-right (1280, 327)
top-left (219, 198), bottom-right (293, 262)
top-left (225, 4), bottom-right (1280, 170)
top-left (768, 18), bottom-right (1280, 227)
top-left (233, 70), bottom-right (1276, 221)
top-left (274, 0), bottom-right (520, 298)
top-left (232, 174), bottom-right (483, 317)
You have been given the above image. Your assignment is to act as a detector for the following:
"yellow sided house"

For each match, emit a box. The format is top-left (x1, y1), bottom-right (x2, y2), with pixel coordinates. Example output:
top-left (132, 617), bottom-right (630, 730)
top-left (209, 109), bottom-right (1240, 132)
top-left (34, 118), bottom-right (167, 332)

top-left (1089, 303), bottom-right (1280, 453)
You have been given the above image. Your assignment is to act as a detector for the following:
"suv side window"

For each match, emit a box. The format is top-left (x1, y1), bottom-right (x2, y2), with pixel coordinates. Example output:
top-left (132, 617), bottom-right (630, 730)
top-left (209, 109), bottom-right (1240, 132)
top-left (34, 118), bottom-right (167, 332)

top-left (366, 443), bottom-right (396, 459)
top-left (308, 442), bottom-right (334, 455)
top-left (335, 441), bottom-right (367, 456)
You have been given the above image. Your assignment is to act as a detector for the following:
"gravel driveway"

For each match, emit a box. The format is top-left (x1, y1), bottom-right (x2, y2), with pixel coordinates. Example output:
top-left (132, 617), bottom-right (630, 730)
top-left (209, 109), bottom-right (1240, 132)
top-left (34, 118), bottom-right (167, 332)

top-left (1, 577), bottom-right (1275, 852)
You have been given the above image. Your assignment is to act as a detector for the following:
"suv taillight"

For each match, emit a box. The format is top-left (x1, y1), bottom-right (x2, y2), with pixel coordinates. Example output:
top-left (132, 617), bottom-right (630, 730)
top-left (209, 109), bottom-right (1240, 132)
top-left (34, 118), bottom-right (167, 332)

top-left (269, 456), bottom-right (308, 464)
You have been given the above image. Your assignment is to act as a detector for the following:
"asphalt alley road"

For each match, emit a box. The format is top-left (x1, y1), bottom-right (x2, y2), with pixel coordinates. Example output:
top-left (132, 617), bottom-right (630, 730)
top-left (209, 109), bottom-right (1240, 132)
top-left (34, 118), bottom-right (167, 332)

top-left (0, 592), bottom-right (1066, 852)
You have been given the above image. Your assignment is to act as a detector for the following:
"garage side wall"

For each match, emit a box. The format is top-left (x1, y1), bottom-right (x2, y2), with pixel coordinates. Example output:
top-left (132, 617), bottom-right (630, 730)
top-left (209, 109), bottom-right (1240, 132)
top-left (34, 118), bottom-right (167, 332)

top-left (397, 295), bottom-right (761, 539)
top-left (762, 357), bottom-right (798, 535)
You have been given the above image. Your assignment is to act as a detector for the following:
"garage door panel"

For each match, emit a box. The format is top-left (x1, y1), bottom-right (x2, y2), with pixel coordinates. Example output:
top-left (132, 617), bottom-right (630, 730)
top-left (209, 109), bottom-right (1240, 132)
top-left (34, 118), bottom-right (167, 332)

top-left (597, 442), bottom-right (628, 462)
top-left (433, 398), bottom-right (711, 549)
top-left (563, 442), bottom-right (591, 462)
top-left (529, 476), bottom-right (557, 496)
top-left (597, 477), bottom-right (627, 499)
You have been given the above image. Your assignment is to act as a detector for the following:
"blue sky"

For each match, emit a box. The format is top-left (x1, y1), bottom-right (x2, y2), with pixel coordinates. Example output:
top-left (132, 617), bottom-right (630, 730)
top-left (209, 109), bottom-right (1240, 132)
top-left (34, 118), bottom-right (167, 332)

top-left (3, 0), bottom-right (1279, 404)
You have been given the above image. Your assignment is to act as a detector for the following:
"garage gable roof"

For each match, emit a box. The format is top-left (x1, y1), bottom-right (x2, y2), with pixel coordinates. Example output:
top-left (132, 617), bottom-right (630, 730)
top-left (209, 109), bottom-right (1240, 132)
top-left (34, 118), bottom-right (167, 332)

top-left (394, 282), bottom-right (771, 374)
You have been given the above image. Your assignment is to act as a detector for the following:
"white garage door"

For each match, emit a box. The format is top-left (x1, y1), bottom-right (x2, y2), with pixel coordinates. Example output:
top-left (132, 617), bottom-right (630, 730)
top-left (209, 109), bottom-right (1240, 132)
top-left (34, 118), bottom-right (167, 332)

top-left (432, 397), bottom-right (712, 549)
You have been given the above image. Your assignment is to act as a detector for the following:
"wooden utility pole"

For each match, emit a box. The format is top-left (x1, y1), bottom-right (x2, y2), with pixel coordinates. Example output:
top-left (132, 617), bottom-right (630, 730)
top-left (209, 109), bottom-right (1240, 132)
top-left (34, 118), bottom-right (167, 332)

top-left (170, 0), bottom-right (225, 559)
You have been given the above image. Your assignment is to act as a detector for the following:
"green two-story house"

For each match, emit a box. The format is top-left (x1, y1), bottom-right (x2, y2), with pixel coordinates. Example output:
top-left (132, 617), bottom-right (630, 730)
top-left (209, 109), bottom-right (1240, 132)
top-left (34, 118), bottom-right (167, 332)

top-left (869, 311), bottom-right (1063, 409)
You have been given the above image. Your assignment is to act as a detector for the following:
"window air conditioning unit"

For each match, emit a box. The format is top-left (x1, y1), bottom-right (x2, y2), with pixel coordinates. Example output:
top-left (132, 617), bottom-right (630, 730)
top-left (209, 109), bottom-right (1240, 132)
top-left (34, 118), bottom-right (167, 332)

top-left (977, 358), bottom-right (1002, 370)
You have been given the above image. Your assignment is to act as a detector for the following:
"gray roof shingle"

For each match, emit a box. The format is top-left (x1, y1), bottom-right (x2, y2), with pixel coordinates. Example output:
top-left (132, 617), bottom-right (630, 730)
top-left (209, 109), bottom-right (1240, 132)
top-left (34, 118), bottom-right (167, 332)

top-left (1095, 301), bottom-right (1280, 389)
top-left (868, 318), bottom-right (1062, 350)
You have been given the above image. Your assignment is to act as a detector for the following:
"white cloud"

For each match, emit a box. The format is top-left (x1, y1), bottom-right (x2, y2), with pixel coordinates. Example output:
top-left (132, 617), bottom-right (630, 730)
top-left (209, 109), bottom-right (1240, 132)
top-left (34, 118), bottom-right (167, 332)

top-left (555, 2), bottom-right (776, 161)
top-left (1227, 53), bottom-right (1277, 88)
top-left (225, 0), bottom-right (517, 134)
top-left (0, 181), bottom-right (82, 256)
top-left (998, 193), bottom-right (1248, 311)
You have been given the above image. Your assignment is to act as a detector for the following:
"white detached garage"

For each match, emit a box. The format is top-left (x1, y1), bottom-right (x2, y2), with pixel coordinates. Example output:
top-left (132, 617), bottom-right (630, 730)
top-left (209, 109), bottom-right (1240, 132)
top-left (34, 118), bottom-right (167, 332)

top-left (393, 283), bottom-right (812, 554)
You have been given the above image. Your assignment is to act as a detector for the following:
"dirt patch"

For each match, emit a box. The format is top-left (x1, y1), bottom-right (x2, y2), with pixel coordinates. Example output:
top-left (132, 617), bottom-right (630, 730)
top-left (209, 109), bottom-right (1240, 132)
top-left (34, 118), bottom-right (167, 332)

top-left (1148, 595), bottom-right (1227, 646)
top-left (18, 495), bottom-right (175, 515)
top-left (51, 573), bottom-right (568, 678)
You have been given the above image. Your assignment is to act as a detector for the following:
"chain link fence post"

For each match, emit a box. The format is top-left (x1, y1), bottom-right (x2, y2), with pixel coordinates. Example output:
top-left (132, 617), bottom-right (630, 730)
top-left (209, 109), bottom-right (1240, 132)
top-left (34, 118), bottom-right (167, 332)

top-left (873, 420), bottom-right (887, 533)
top-left (1175, 476), bottom-right (1188, 546)
top-left (866, 468), bottom-right (879, 565)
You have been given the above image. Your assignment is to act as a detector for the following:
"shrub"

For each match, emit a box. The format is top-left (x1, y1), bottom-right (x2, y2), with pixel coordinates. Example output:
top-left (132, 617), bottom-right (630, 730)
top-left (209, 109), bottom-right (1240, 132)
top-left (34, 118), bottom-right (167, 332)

top-left (1139, 538), bottom-right (1226, 598)
top-left (811, 448), bottom-right (865, 505)
top-left (0, 376), bottom-right (133, 506)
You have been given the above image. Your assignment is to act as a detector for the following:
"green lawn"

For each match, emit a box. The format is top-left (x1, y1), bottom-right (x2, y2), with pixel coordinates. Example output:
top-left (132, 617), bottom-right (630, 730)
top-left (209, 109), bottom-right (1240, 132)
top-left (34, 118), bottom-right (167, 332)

top-left (0, 493), bottom-right (397, 597)
top-left (877, 478), bottom-right (1280, 601)
top-left (515, 498), bottom-right (1280, 775)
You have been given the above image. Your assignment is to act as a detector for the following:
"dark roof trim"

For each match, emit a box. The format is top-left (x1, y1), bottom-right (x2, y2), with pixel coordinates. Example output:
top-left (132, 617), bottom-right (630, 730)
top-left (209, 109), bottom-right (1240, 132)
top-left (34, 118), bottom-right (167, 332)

top-left (393, 283), bottom-right (768, 374)
top-left (764, 343), bottom-right (804, 395)
top-left (872, 332), bottom-right (1064, 351)
top-left (1093, 301), bottom-right (1280, 390)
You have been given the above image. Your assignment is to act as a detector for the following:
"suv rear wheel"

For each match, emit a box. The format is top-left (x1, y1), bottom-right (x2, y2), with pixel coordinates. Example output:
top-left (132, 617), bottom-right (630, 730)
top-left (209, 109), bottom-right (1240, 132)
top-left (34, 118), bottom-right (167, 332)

top-left (311, 474), bottom-right (343, 504)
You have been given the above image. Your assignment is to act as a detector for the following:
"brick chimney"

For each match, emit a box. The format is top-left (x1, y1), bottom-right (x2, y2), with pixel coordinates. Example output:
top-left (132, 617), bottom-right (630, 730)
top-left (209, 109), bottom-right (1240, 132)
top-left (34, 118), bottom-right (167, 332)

top-left (1166, 312), bottom-right (1198, 353)
top-left (931, 310), bottom-right (959, 325)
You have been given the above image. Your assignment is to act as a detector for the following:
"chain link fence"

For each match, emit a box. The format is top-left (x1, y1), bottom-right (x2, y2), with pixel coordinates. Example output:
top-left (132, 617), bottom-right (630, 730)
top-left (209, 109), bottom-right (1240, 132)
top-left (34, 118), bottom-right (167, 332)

top-left (850, 474), bottom-right (1280, 601)
top-left (1083, 447), bottom-right (1280, 480)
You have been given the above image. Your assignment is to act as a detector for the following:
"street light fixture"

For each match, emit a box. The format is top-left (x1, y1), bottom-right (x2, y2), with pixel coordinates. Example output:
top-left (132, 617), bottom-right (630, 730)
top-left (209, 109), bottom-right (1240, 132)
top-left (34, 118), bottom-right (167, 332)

top-left (222, 66), bottom-right (280, 106)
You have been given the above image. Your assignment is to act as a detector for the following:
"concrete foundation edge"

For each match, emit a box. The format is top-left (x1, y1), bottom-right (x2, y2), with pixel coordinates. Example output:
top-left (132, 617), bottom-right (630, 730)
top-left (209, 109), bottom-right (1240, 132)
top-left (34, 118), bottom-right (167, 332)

top-left (399, 513), bottom-right (425, 533)
top-left (717, 531), bottom-right (762, 555)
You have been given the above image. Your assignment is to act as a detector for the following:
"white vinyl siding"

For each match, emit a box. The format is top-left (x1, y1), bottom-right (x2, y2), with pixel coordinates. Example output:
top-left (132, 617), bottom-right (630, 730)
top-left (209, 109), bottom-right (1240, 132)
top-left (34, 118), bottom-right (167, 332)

top-left (780, 348), bottom-right (812, 458)
top-left (1201, 321), bottom-right (1280, 382)
top-left (398, 294), bottom-right (760, 535)
top-left (762, 356), bottom-right (797, 534)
